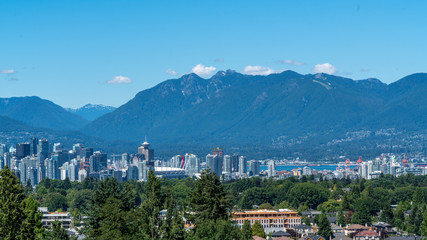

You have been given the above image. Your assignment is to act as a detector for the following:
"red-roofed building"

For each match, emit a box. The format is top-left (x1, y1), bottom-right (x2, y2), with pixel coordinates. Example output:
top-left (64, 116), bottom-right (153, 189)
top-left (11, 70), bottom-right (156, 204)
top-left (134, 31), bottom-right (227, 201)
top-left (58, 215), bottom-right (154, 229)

top-left (353, 230), bottom-right (380, 240)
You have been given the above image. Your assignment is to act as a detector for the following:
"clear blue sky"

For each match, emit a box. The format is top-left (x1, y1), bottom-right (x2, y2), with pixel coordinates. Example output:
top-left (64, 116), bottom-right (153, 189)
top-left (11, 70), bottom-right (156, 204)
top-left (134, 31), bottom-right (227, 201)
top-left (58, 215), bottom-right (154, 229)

top-left (1, 0), bottom-right (426, 108)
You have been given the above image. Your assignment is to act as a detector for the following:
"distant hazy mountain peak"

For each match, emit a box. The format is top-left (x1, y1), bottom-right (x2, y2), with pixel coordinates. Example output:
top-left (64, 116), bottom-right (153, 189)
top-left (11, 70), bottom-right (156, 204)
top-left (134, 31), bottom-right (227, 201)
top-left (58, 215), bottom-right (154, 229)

top-left (67, 104), bottom-right (116, 121)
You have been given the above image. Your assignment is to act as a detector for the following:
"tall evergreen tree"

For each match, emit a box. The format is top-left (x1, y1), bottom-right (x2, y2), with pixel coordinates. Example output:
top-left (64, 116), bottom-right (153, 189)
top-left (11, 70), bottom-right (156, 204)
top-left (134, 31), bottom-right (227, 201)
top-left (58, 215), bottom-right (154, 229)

top-left (352, 200), bottom-right (372, 225)
top-left (420, 210), bottom-right (427, 237)
top-left (252, 221), bottom-right (266, 238)
top-left (162, 186), bottom-right (175, 239)
top-left (42, 221), bottom-right (70, 240)
top-left (85, 177), bottom-right (135, 239)
top-left (0, 166), bottom-right (41, 240)
top-left (186, 169), bottom-right (229, 225)
top-left (241, 220), bottom-right (252, 240)
top-left (317, 213), bottom-right (333, 240)
top-left (137, 170), bottom-right (163, 239)
top-left (21, 196), bottom-right (44, 239)
top-left (170, 211), bottom-right (185, 240)
top-left (337, 210), bottom-right (346, 227)
top-left (379, 201), bottom-right (394, 224)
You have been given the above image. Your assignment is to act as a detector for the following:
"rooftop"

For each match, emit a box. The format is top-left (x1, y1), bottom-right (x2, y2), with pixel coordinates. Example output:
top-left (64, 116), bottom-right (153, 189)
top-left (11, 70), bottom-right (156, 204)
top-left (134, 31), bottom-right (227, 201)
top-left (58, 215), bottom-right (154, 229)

top-left (355, 230), bottom-right (380, 237)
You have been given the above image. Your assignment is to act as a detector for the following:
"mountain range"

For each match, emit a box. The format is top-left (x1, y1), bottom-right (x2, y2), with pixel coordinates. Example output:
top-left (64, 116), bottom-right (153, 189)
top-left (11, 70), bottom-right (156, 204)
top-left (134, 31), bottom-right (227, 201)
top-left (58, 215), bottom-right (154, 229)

top-left (0, 71), bottom-right (426, 159)
top-left (66, 104), bottom-right (116, 121)
top-left (84, 71), bottom-right (426, 141)
top-left (0, 97), bottom-right (88, 130)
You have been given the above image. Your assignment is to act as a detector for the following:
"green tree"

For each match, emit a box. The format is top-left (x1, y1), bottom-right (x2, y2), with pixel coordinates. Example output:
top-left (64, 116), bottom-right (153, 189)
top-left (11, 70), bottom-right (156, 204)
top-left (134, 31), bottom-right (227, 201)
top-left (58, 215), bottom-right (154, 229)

top-left (187, 219), bottom-right (240, 240)
top-left (258, 203), bottom-right (274, 210)
top-left (21, 196), bottom-right (44, 239)
top-left (303, 216), bottom-right (311, 226)
top-left (85, 177), bottom-right (135, 238)
top-left (341, 193), bottom-right (351, 211)
top-left (187, 169), bottom-right (229, 225)
top-left (42, 221), bottom-right (70, 240)
top-left (317, 213), bottom-right (333, 240)
top-left (162, 186), bottom-right (175, 240)
top-left (0, 166), bottom-right (32, 239)
top-left (337, 210), bottom-right (345, 227)
top-left (241, 220), bottom-right (252, 240)
top-left (318, 199), bottom-right (341, 213)
top-left (252, 221), bottom-right (266, 238)
top-left (379, 201), bottom-right (394, 224)
top-left (24, 178), bottom-right (33, 195)
top-left (137, 170), bottom-right (162, 239)
top-left (352, 200), bottom-right (372, 225)
top-left (44, 192), bottom-right (68, 212)
top-left (170, 212), bottom-right (185, 240)
top-left (288, 183), bottom-right (329, 209)
top-left (420, 210), bottom-right (427, 237)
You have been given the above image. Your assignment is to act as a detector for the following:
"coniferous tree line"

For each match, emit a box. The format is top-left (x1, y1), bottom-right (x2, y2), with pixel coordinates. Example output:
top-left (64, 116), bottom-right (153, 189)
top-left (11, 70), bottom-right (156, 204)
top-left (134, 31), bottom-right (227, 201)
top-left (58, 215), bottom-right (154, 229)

top-left (3, 166), bottom-right (427, 239)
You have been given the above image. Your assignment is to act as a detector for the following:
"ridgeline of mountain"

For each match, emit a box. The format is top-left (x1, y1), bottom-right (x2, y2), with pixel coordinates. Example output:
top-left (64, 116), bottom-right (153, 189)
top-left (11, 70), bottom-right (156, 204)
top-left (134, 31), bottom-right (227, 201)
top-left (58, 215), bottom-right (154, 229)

top-left (83, 71), bottom-right (427, 150)
top-left (66, 104), bottom-right (117, 121)
top-left (0, 96), bottom-right (88, 130)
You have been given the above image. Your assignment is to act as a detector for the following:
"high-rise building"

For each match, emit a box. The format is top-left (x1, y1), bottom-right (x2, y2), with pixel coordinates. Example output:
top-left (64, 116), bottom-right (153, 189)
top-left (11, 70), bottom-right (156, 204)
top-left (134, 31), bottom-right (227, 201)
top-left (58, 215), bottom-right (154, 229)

top-left (53, 143), bottom-right (63, 153)
top-left (239, 156), bottom-right (247, 175)
top-left (69, 163), bottom-right (79, 181)
top-left (267, 160), bottom-right (276, 178)
top-left (138, 161), bottom-right (149, 181)
top-left (89, 155), bottom-right (100, 173)
top-left (78, 168), bottom-right (87, 182)
top-left (16, 143), bottom-right (30, 160)
top-left (38, 139), bottom-right (50, 160)
top-left (223, 155), bottom-right (232, 173)
top-left (126, 166), bottom-right (139, 181)
top-left (113, 170), bottom-right (123, 182)
top-left (185, 153), bottom-right (199, 176)
top-left (248, 160), bottom-right (260, 176)
top-left (206, 154), bottom-right (222, 176)
top-left (0, 144), bottom-right (6, 169)
top-left (302, 166), bottom-right (312, 176)
top-left (30, 138), bottom-right (38, 155)
top-left (45, 156), bottom-right (60, 180)
top-left (232, 154), bottom-right (239, 173)
top-left (212, 147), bottom-right (224, 159)
top-left (80, 148), bottom-right (94, 159)
top-left (73, 143), bottom-right (84, 157)
top-left (90, 151), bottom-right (107, 171)
top-left (19, 156), bottom-right (38, 185)
top-left (138, 139), bottom-right (154, 163)
top-left (122, 153), bottom-right (130, 164)
top-left (170, 155), bottom-right (183, 168)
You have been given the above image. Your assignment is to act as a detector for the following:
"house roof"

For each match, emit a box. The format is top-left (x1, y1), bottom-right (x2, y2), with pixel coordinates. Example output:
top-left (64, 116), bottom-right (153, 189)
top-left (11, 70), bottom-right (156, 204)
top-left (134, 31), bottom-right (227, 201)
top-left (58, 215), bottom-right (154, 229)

top-left (346, 224), bottom-right (369, 230)
top-left (274, 237), bottom-right (293, 240)
top-left (387, 236), bottom-right (422, 240)
top-left (300, 235), bottom-right (325, 240)
top-left (253, 236), bottom-right (266, 240)
top-left (294, 225), bottom-right (313, 230)
top-left (355, 230), bottom-right (379, 237)
top-left (373, 222), bottom-right (392, 228)
top-left (271, 231), bottom-right (291, 237)
top-left (332, 236), bottom-right (352, 240)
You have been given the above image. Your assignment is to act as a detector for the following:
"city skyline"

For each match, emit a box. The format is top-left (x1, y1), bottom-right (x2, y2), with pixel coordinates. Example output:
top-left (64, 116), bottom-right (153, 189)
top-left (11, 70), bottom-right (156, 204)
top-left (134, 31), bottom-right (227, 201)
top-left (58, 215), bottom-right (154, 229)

top-left (1, 1), bottom-right (427, 108)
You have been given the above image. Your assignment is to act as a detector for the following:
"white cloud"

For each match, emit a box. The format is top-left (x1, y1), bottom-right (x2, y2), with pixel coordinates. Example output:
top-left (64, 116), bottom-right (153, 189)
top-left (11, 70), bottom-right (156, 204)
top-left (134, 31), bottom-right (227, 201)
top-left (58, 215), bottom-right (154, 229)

top-left (280, 59), bottom-right (305, 66)
top-left (165, 68), bottom-right (178, 75)
top-left (0, 69), bottom-right (15, 74)
top-left (242, 65), bottom-right (282, 76)
top-left (313, 63), bottom-right (337, 75)
top-left (191, 64), bottom-right (216, 78)
top-left (108, 76), bottom-right (132, 84)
